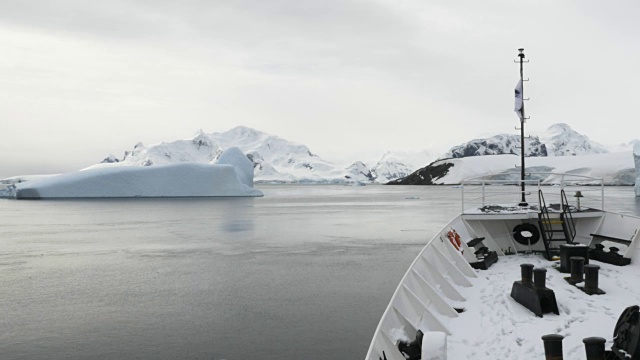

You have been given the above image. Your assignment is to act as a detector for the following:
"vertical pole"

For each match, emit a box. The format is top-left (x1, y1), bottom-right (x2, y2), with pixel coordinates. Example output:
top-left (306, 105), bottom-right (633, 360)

top-left (537, 180), bottom-right (541, 209)
top-left (461, 182), bottom-right (465, 213)
top-left (518, 48), bottom-right (527, 206)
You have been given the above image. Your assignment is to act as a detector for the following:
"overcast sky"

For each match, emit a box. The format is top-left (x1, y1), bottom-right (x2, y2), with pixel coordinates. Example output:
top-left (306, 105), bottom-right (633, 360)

top-left (1, 0), bottom-right (639, 177)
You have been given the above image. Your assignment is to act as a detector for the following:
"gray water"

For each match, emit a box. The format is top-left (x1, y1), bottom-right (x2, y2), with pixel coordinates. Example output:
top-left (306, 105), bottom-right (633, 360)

top-left (1, 185), bottom-right (639, 360)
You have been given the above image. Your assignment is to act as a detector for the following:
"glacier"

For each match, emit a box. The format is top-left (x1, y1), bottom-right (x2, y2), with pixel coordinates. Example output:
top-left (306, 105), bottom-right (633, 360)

top-left (9, 147), bottom-right (262, 199)
top-left (391, 151), bottom-right (635, 186)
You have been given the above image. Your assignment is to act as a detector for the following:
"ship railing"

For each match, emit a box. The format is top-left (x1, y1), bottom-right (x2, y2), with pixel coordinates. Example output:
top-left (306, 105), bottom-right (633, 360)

top-left (461, 173), bottom-right (604, 214)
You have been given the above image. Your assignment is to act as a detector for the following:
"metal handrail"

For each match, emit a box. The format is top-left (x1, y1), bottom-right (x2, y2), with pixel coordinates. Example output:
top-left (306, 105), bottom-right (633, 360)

top-left (560, 189), bottom-right (576, 242)
top-left (538, 189), bottom-right (554, 242)
top-left (464, 172), bottom-right (605, 182)
top-left (461, 172), bottom-right (604, 213)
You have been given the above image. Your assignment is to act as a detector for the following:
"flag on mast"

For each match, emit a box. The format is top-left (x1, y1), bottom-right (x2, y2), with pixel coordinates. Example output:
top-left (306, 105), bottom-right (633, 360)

top-left (514, 80), bottom-right (523, 120)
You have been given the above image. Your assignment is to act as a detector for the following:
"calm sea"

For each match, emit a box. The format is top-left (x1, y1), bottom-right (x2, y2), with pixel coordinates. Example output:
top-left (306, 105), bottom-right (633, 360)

top-left (1, 185), bottom-right (639, 360)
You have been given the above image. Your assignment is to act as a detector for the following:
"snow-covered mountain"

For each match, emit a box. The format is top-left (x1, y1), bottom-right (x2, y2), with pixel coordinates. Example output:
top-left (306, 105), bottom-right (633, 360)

top-left (345, 161), bottom-right (374, 182)
top-left (539, 123), bottom-right (608, 156)
top-left (88, 127), bottom-right (441, 184)
top-left (440, 134), bottom-right (547, 159)
top-left (370, 150), bottom-right (437, 184)
top-left (88, 126), bottom-right (377, 184)
top-left (439, 123), bottom-right (608, 160)
top-left (390, 151), bottom-right (636, 186)
top-left (2, 123), bottom-right (634, 187)
top-left (393, 122), bottom-right (634, 186)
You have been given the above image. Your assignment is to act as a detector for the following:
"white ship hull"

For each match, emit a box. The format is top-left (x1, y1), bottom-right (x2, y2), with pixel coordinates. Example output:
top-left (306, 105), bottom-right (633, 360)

top-left (366, 178), bottom-right (640, 360)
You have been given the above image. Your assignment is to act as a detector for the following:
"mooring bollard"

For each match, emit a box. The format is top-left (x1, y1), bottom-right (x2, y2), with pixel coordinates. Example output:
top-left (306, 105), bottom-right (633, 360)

top-left (559, 243), bottom-right (589, 272)
top-left (584, 264), bottom-right (600, 293)
top-left (542, 334), bottom-right (564, 360)
top-left (583, 337), bottom-right (606, 360)
top-left (511, 265), bottom-right (559, 317)
top-left (533, 268), bottom-right (547, 289)
top-left (521, 263), bottom-right (534, 285)
top-left (570, 257), bottom-right (585, 283)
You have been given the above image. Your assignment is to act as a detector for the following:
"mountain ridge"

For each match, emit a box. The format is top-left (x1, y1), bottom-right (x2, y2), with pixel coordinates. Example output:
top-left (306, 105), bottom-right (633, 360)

top-left (3, 123), bottom-right (635, 186)
top-left (89, 123), bottom-right (634, 184)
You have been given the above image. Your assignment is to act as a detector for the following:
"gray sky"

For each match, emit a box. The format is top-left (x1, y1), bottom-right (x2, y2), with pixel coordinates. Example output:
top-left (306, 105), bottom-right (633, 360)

top-left (1, 0), bottom-right (639, 178)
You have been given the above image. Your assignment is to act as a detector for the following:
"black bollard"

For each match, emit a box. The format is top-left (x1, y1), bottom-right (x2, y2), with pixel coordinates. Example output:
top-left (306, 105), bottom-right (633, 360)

top-left (521, 263), bottom-right (534, 286)
top-left (594, 244), bottom-right (605, 252)
top-left (582, 264), bottom-right (605, 295)
top-left (542, 334), bottom-right (564, 360)
top-left (533, 268), bottom-right (547, 289)
top-left (609, 247), bottom-right (620, 257)
top-left (569, 257), bottom-right (585, 284)
top-left (511, 266), bottom-right (559, 317)
top-left (583, 337), bottom-right (606, 360)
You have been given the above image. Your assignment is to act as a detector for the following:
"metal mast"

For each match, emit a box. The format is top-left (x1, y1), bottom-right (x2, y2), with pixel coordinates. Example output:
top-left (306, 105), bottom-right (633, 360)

top-left (516, 48), bottom-right (529, 206)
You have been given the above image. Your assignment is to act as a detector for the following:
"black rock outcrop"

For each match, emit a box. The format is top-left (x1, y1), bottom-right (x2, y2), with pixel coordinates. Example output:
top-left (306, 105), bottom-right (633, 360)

top-left (387, 160), bottom-right (454, 185)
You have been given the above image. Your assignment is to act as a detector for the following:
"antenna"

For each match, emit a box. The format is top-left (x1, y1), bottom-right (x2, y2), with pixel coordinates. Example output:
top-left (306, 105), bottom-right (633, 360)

top-left (515, 48), bottom-right (529, 206)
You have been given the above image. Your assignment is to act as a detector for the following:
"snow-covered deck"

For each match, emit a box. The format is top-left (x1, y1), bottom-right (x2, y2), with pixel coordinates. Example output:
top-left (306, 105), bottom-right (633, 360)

top-left (366, 175), bottom-right (640, 360)
top-left (446, 254), bottom-right (640, 359)
top-left (366, 210), bottom-right (640, 359)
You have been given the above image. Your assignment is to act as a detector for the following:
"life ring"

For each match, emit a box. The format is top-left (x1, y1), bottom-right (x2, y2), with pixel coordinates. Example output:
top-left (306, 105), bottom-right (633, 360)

top-left (512, 223), bottom-right (540, 245)
top-left (447, 229), bottom-right (463, 252)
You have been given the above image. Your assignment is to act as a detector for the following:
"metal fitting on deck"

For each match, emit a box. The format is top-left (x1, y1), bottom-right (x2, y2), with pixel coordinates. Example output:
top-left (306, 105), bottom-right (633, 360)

top-left (541, 334), bottom-right (564, 360)
top-left (569, 257), bottom-right (585, 283)
top-left (533, 268), bottom-right (547, 289)
top-left (584, 264), bottom-right (604, 295)
top-left (583, 337), bottom-right (606, 360)
top-left (521, 263), bottom-right (534, 285)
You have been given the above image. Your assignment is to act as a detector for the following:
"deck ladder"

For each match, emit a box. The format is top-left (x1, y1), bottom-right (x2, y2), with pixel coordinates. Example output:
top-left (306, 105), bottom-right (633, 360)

top-left (538, 189), bottom-right (576, 259)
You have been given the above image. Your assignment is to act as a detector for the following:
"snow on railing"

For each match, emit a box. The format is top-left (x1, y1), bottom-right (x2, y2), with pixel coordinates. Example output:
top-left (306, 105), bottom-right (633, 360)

top-left (460, 173), bottom-right (604, 213)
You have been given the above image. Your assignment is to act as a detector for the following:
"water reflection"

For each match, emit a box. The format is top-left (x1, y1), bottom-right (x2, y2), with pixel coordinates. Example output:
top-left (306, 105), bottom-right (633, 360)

top-left (219, 198), bottom-right (256, 233)
top-left (0, 185), bottom-right (638, 360)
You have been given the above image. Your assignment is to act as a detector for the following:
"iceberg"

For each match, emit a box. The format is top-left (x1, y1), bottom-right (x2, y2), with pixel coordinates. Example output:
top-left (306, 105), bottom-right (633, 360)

top-left (12, 147), bottom-right (262, 199)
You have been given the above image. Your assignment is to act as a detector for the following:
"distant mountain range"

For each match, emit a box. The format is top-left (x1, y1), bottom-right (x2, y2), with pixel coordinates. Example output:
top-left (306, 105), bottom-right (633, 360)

top-left (89, 123), bottom-right (634, 184)
top-left (438, 123), bottom-right (609, 160)
top-left (89, 126), bottom-right (434, 184)
top-left (392, 123), bottom-right (636, 186)
top-left (2, 123), bottom-right (636, 186)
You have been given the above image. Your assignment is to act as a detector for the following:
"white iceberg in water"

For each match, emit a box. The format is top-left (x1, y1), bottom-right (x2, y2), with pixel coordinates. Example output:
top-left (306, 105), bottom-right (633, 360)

top-left (13, 147), bottom-right (262, 199)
